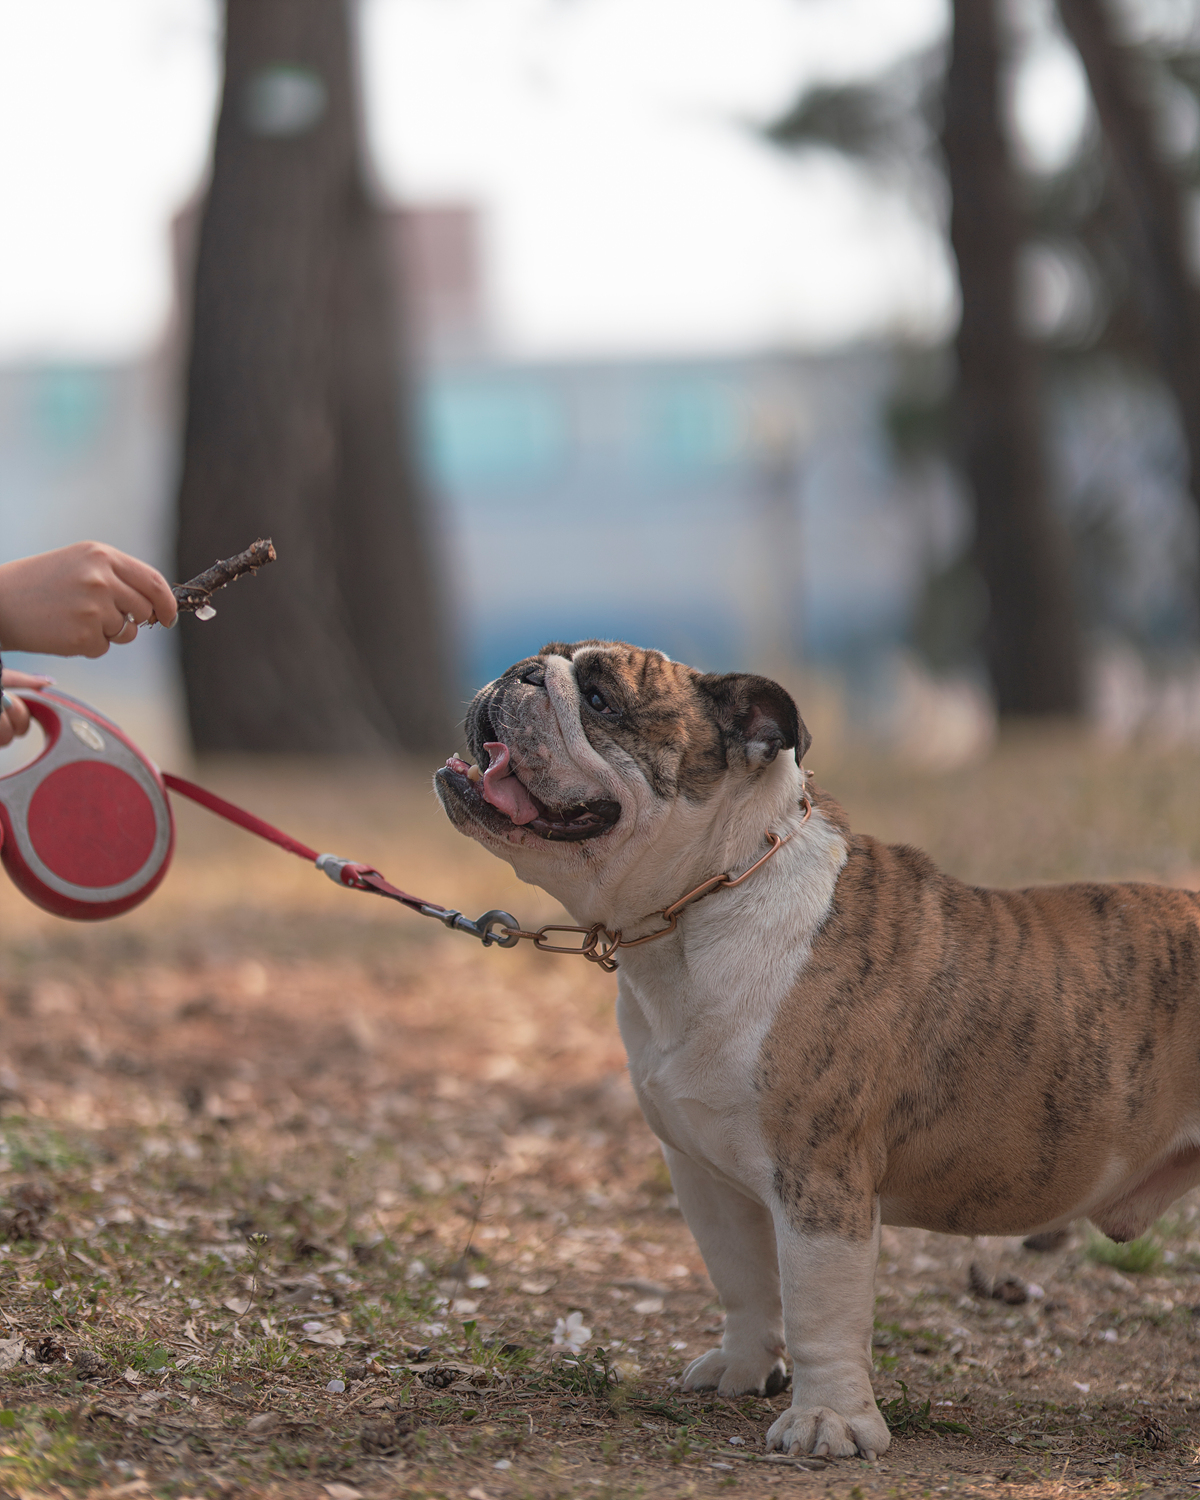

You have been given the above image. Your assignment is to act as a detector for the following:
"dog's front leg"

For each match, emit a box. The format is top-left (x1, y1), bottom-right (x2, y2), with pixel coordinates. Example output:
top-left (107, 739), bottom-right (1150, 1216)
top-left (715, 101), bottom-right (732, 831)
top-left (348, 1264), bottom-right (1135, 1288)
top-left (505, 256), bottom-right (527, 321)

top-left (666, 1145), bottom-right (789, 1398)
top-left (765, 1207), bottom-right (890, 1459)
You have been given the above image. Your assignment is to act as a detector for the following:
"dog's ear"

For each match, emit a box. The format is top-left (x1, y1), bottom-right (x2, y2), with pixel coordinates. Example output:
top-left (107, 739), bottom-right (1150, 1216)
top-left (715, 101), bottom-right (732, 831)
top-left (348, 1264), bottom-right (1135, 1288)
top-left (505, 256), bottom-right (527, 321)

top-left (696, 673), bottom-right (810, 770)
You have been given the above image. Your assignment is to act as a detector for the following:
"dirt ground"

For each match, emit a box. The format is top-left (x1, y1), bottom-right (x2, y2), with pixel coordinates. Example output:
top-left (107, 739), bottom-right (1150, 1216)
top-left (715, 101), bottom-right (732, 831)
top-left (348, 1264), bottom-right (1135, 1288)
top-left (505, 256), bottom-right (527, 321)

top-left (4, 731), bottom-right (1200, 1498)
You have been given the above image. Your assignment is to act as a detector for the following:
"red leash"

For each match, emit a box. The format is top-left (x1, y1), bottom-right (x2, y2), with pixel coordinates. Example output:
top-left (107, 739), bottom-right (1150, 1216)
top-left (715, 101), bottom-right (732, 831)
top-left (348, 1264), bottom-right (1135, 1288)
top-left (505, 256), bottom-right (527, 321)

top-left (0, 686), bottom-right (520, 941)
top-left (160, 773), bottom-right (521, 948)
top-left (0, 690), bottom-right (787, 967)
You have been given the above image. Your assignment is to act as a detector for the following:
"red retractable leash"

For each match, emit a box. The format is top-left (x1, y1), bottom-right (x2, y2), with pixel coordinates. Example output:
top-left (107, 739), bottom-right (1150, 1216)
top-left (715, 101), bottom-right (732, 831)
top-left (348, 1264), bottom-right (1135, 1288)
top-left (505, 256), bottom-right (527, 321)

top-left (0, 688), bottom-right (521, 946)
top-left (0, 688), bottom-right (796, 970)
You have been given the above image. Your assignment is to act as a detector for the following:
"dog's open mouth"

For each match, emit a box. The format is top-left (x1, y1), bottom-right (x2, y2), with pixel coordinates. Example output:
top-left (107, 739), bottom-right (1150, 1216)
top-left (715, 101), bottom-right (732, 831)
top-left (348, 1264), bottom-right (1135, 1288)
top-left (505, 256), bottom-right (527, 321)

top-left (439, 743), bottom-right (620, 843)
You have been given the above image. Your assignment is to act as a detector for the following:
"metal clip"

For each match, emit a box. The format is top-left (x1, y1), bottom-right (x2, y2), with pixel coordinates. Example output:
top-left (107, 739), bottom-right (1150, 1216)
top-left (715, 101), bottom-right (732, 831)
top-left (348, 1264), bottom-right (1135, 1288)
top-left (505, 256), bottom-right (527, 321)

top-left (422, 906), bottom-right (521, 948)
top-left (474, 909), bottom-right (522, 948)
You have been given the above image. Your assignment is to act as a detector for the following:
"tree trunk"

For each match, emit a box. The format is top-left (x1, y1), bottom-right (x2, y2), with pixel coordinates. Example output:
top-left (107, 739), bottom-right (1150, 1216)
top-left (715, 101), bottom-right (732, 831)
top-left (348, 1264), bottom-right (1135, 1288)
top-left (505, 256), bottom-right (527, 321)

top-left (176, 0), bottom-right (451, 753)
top-left (942, 0), bottom-right (1083, 715)
top-left (1055, 0), bottom-right (1200, 520)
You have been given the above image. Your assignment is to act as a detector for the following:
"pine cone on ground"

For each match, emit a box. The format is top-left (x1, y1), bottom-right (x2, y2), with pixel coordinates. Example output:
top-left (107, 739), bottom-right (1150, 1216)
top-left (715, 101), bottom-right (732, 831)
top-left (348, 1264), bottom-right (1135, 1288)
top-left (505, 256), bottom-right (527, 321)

top-left (360, 1415), bottom-right (413, 1456)
top-left (1139, 1416), bottom-right (1170, 1450)
top-left (70, 1350), bottom-right (109, 1381)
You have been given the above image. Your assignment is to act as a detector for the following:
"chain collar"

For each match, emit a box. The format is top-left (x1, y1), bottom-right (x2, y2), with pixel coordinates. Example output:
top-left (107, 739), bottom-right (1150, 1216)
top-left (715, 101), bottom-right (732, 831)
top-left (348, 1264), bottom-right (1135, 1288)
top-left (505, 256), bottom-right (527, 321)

top-left (497, 791), bottom-right (811, 972)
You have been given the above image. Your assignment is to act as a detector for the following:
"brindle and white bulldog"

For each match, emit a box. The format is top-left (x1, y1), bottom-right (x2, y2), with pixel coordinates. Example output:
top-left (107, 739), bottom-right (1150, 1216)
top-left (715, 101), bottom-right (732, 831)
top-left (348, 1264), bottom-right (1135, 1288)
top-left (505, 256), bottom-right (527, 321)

top-left (435, 639), bottom-right (1200, 1460)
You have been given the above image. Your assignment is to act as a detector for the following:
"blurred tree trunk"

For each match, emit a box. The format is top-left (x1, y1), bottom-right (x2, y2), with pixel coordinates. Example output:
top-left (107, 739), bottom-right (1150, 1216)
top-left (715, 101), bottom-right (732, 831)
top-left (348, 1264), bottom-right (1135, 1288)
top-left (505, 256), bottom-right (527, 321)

top-left (942, 0), bottom-right (1083, 715)
top-left (176, 0), bottom-right (451, 753)
top-left (1056, 0), bottom-right (1200, 518)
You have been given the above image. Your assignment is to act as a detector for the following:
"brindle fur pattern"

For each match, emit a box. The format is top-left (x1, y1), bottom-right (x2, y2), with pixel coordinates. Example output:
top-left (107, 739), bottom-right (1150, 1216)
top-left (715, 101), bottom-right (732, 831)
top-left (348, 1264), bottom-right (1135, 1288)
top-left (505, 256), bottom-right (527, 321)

top-left (761, 827), bottom-right (1200, 1245)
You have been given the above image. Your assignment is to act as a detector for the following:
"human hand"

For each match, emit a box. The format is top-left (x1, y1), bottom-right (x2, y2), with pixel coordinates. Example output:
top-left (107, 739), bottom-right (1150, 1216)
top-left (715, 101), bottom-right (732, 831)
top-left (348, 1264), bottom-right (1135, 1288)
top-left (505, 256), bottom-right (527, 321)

top-left (0, 669), bottom-right (53, 749)
top-left (0, 542), bottom-right (178, 658)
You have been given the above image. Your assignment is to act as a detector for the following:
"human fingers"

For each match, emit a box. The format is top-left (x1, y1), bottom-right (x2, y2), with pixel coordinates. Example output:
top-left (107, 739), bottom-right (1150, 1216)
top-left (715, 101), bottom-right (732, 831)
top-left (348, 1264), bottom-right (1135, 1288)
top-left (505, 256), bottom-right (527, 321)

top-left (110, 552), bottom-right (177, 628)
top-left (0, 669), bottom-right (54, 689)
top-left (109, 577), bottom-right (161, 627)
top-left (101, 572), bottom-right (164, 646)
top-left (0, 691), bottom-right (31, 742)
top-left (100, 606), bottom-right (140, 648)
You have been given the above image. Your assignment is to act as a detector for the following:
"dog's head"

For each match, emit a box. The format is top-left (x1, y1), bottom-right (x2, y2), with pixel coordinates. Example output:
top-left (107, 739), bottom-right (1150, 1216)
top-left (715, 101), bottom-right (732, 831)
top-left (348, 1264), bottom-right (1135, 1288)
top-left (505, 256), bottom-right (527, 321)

top-left (435, 640), bottom-right (811, 917)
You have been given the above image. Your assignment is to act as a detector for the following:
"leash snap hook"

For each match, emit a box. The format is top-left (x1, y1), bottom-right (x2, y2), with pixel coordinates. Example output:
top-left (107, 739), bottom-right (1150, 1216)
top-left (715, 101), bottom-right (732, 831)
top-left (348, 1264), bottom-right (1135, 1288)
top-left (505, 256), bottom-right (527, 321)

top-left (474, 909), bottom-right (522, 948)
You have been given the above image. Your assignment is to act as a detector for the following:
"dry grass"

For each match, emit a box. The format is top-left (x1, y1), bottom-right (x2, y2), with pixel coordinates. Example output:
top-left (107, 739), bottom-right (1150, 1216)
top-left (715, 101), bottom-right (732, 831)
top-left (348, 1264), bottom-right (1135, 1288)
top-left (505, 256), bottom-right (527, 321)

top-left (2, 733), bottom-right (1200, 1497)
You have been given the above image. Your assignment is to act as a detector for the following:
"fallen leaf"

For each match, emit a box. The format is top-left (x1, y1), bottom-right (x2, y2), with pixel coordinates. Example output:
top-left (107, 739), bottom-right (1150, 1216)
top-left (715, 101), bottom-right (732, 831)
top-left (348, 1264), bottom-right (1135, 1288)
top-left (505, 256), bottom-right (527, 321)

top-left (247, 1411), bottom-right (281, 1433)
top-left (322, 1485), bottom-right (363, 1500)
top-left (222, 1298), bottom-right (251, 1316)
top-left (519, 1280), bottom-right (552, 1296)
top-left (633, 1296), bottom-right (664, 1315)
top-left (0, 1339), bottom-right (24, 1372)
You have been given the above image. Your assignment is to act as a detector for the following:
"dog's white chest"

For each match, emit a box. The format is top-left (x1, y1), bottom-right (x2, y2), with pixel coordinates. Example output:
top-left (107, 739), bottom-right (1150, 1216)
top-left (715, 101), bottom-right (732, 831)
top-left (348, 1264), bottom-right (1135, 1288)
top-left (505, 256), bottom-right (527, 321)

top-left (614, 959), bottom-right (783, 1201)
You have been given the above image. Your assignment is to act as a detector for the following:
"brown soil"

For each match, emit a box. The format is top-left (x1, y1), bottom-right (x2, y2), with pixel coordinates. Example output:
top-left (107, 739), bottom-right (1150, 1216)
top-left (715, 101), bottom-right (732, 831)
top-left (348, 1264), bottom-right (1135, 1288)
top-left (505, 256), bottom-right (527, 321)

top-left (1, 740), bottom-right (1200, 1497)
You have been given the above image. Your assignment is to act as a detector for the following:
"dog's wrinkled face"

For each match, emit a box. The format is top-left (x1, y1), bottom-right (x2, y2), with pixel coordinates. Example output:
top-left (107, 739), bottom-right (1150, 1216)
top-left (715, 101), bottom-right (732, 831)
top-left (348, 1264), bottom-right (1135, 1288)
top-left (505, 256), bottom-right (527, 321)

top-left (434, 640), bottom-right (809, 891)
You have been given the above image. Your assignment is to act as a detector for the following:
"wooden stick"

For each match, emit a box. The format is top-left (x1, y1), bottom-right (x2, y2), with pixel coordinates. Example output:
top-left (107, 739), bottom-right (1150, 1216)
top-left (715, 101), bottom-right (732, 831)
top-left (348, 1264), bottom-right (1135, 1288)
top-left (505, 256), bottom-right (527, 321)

top-left (173, 539), bottom-right (277, 615)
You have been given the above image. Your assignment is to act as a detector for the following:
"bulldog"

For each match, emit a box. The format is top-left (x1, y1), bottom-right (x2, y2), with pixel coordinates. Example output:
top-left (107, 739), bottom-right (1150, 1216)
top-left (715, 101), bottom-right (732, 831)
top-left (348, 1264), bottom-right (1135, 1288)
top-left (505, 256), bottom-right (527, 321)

top-left (434, 639), bottom-right (1200, 1460)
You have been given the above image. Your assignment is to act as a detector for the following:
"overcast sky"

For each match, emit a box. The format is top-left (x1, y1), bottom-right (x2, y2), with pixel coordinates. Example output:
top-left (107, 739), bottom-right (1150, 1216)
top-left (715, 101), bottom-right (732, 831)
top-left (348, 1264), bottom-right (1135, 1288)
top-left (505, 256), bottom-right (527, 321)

top-left (0, 0), bottom-right (1091, 362)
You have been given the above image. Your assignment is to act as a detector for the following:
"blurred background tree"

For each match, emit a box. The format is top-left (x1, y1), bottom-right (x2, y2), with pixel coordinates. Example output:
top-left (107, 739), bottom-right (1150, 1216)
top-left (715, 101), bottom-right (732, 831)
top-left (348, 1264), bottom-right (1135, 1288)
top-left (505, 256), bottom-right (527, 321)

top-left (766, 0), bottom-right (1200, 717)
top-left (175, 0), bottom-right (451, 753)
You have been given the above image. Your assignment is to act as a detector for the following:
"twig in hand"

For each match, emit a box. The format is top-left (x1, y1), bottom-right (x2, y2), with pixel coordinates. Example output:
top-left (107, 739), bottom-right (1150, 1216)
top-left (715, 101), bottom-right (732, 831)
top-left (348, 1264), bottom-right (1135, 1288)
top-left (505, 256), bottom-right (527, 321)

top-left (173, 538), bottom-right (277, 619)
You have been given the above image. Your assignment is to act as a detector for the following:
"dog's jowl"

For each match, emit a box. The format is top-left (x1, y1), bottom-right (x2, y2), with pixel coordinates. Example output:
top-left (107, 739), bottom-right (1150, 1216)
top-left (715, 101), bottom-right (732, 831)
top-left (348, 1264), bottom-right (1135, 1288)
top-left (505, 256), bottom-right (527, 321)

top-left (435, 639), bottom-right (1200, 1460)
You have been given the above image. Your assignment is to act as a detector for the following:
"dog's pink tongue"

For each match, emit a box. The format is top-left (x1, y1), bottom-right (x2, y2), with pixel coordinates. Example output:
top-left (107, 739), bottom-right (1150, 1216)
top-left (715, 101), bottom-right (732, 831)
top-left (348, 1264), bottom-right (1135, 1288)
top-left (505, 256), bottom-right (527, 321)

top-left (481, 742), bottom-right (540, 826)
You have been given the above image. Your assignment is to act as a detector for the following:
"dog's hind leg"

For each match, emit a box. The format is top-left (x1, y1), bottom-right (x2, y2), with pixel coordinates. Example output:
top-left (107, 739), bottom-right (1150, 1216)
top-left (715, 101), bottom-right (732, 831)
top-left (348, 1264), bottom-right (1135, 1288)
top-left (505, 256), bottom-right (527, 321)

top-left (667, 1145), bottom-right (789, 1398)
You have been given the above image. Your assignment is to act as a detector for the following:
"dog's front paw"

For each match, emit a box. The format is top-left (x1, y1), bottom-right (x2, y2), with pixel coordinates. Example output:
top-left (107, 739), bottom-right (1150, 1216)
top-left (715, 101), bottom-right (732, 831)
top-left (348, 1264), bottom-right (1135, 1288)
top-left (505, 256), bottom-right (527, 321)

top-left (766, 1404), bottom-right (890, 1461)
top-left (679, 1346), bottom-right (789, 1398)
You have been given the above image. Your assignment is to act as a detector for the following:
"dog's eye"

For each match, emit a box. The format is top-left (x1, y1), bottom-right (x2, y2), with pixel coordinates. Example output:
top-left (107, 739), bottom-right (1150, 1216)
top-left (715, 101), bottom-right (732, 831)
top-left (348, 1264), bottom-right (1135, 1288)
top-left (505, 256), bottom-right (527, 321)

top-left (585, 686), bottom-right (617, 716)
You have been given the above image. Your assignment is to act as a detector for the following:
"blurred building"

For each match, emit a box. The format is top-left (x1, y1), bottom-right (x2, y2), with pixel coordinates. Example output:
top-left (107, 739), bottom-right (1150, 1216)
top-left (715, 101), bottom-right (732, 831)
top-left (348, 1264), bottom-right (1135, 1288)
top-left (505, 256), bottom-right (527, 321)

top-left (424, 348), bottom-right (940, 688)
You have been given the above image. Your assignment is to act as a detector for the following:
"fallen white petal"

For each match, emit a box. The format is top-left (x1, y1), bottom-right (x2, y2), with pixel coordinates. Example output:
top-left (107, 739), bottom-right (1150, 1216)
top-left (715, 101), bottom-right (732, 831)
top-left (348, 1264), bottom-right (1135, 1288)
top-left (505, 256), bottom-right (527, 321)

top-left (305, 1328), bottom-right (346, 1348)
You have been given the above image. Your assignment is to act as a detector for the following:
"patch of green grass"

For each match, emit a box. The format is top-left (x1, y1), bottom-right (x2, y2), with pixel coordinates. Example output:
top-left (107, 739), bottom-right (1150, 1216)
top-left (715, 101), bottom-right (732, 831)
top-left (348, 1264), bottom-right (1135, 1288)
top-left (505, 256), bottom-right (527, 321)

top-left (94, 1334), bottom-right (176, 1374)
top-left (0, 1406), bottom-right (103, 1491)
top-left (1086, 1233), bottom-right (1163, 1275)
top-left (0, 1118), bottom-right (89, 1173)
top-left (537, 1347), bottom-right (625, 1402)
top-left (880, 1382), bottom-right (971, 1438)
